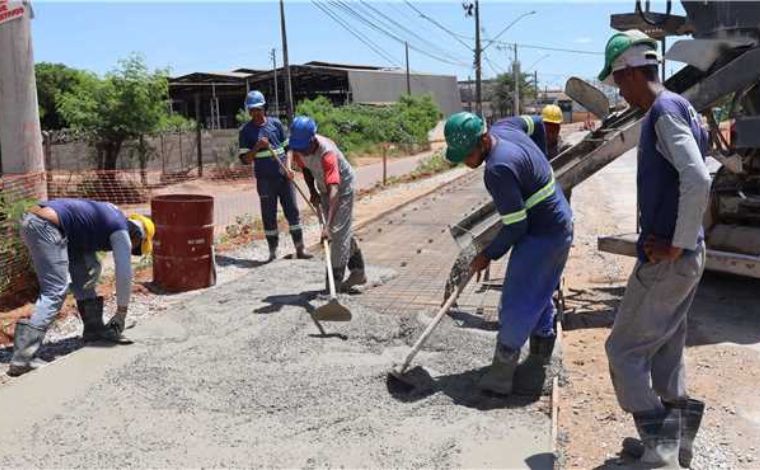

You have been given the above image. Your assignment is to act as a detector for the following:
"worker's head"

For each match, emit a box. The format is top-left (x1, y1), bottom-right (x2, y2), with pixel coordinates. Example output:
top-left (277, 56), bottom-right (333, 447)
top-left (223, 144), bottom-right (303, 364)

top-left (444, 112), bottom-right (491, 169)
top-left (289, 116), bottom-right (318, 154)
top-left (245, 90), bottom-right (267, 122)
top-left (598, 30), bottom-right (661, 110)
top-left (541, 105), bottom-right (563, 150)
top-left (127, 214), bottom-right (155, 257)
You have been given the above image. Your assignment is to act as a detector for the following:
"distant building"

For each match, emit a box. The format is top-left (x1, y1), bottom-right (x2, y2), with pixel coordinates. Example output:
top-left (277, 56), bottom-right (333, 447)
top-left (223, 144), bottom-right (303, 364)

top-left (169, 61), bottom-right (460, 129)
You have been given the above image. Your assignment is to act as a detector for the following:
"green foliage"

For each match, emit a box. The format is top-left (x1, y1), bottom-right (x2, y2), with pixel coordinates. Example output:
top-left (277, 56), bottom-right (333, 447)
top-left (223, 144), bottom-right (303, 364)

top-left (57, 54), bottom-right (173, 171)
top-left (0, 195), bottom-right (36, 293)
top-left (490, 72), bottom-right (538, 118)
top-left (157, 114), bottom-right (196, 133)
top-left (411, 150), bottom-right (455, 177)
top-left (35, 62), bottom-right (91, 130)
top-left (295, 94), bottom-right (441, 156)
top-left (236, 108), bottom-right (250, 126)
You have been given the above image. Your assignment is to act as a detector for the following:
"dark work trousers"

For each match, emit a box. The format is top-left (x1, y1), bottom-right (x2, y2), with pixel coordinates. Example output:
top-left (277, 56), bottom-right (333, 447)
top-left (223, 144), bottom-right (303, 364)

top-left (256, 175), bottom-right (303, 250)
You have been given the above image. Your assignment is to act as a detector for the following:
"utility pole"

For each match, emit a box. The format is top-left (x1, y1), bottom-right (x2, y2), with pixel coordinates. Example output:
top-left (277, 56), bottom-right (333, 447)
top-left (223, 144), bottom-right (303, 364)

top-left (473, 0), bottom-right (482, 116)
top-left (512, 43), bottom-right (520, 116)
top-left (271, 48), bottom-right (280, 117)
top-left (279, 0), bottom-right (294, 121)
top-left (0, 1), bottom-right (46, 196)
top-left (467, 75), bottom-right (473, 112)
top-left (405, 41), bottom-right (411, 95)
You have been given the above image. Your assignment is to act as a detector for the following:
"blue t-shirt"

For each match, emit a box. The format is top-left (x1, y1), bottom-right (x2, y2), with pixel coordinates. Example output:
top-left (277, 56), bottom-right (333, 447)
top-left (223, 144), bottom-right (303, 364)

top-left (636, 90), bottom-right (709, 261)
top-left (238, 117), bottom-right (289, 179)
top-left (492, 116), bottom-right (548, 158)
top-left (41, 199), bottom-right (128, 252)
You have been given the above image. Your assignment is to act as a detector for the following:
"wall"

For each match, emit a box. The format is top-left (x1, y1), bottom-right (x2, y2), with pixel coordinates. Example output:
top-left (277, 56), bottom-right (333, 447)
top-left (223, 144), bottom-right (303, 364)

top-left (348, 70), bottom-right (462, 116)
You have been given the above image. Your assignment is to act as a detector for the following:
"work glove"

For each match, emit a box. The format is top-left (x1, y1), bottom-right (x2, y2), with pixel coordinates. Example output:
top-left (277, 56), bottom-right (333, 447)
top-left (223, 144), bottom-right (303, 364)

top-left (469, 252), bottom-right (490, 282)
top-left (643, 235), bottom-right (683, 263)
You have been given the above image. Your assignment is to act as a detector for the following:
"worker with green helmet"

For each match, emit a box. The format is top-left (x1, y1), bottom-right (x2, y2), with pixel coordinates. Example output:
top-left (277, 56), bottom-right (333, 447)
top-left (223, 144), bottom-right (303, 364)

top-left (444, 111), bottom-right (573, 397)
top-left (598, 30), bottom-right (711, 468)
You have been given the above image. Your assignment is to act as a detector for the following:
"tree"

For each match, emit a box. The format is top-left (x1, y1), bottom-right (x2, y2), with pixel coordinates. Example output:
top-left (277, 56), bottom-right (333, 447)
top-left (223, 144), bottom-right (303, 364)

top-left (57, 54), bottom-right (172, 173)
top-left (489, 72), bottom-right (537, 118)
top-left (35, 62), bottom-right (89, 130)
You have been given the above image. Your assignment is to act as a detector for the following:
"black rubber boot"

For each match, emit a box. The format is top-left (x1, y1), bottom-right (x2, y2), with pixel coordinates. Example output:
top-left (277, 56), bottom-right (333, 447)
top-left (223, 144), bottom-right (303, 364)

top-left (290, 228), bottom-right (313, 259)
top-left (632, 408), bottom-right (681, 468)
top-left (266, 236), bottom-right (278, 262)
top-left (78, 296), bottom-right (106, 343)
top-left (7, 320), bottom-right (46, 377)
top-left (478, 343), bottom-right (520, 395)
top-left (343, 241), bottom-right (366, 290)
top-left (514, 334), bottom-right (556, 396)
top-left (623, 399), bottom-right (703, 468)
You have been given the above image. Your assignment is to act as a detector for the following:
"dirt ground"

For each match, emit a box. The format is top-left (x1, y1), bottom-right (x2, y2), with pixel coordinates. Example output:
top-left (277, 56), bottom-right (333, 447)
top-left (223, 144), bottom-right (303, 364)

top-left (559, 150), bottom-right (760, 469)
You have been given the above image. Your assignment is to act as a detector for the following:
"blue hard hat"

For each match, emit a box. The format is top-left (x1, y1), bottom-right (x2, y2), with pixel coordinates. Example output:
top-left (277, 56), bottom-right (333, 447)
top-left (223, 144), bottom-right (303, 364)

top-left (289, 116), bottom-right (318, 151)
top-left (244, 90), bottom-right (266, 110)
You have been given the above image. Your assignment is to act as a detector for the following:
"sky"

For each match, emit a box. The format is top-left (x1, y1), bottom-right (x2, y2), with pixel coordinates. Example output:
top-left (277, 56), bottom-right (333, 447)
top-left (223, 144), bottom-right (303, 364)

top-left (30, 1), bottom-right (686, 90)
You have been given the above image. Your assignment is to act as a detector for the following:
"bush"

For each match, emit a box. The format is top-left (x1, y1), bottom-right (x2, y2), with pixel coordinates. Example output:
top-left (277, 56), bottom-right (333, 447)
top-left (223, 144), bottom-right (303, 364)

top-left (295, 95), bottom-right (441, 158)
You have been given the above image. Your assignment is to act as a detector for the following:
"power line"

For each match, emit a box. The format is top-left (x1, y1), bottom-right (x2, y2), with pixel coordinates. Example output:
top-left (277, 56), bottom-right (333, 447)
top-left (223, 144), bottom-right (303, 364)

top-left (494, 42), bottom-right (603, 56)
top-left (310, 1), bottom-right (398, 66)
top-left (330, 0), bottom-right (471, 67)
top-left (403, 0), bottom-right (472, 51)
top-left (356, 1), bottom-right (468, 65)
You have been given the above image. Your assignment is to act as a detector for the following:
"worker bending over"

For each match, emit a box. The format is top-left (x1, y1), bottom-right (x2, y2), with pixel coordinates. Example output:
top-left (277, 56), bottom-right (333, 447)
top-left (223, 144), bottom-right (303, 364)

top-left (239, 90), bottom-right (311, 262)
top-left (288, 116), bottom-right (366, 292)
top-left (497, 104), bottom-right (565, 160)
top-left (444, 111), bottom-right (573, 396)
top-left (8, 198), bottom-right (154, 377)
top-left (599, 30), bottom-right (711, 468)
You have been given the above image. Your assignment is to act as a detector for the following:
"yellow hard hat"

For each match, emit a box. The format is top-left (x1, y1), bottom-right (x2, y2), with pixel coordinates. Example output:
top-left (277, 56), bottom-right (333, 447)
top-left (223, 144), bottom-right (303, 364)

top-left (128, 214), bottom-right (155, 255)
top-left (541, 105), bottom-right (563, 125)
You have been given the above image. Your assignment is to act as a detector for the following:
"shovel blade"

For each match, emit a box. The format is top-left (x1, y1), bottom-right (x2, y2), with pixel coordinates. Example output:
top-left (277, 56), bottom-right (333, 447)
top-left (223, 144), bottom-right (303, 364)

top-left (313, 299), bottom-right (352, 322)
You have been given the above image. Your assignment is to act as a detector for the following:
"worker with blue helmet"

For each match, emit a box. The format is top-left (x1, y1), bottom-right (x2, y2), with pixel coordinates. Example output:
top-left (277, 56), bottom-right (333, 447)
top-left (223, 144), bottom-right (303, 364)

top-left (289, 116), bottom-right (366, 292)
top-left (238, 90), bottom-right (311, 261)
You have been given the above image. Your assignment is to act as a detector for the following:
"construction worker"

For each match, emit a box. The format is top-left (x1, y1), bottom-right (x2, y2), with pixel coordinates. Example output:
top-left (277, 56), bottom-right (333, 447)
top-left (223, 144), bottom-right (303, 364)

top-left (541, 104), bottom-right (565, 159)
top-left (444, 111), bottom-right (573, 396)
top-left (598, 30), bottom-right (711, 468)
top-left (8, 199), bottom-right (154, 377)
top-left (238, 90), bottom-right (311, 262)
top-left (288, 116), bottom-right (366, 292)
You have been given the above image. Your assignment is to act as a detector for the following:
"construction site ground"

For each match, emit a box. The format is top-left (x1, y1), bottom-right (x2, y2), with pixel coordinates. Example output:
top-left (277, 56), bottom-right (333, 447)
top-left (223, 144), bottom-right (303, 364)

top-left (1, 130), bottom-right (758, 468)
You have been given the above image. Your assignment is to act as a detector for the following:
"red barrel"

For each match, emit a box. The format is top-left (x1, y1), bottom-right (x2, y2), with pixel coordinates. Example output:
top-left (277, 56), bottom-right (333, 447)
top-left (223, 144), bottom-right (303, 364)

top-left (151, 194), bottom-right (216, 292)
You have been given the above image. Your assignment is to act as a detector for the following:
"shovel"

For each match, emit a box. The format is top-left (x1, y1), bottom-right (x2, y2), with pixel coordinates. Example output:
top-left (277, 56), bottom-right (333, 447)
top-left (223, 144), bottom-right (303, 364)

top-left (386, 272), bottom-right (473, 392)
top-left (313, 207), bottom-right (352, 322)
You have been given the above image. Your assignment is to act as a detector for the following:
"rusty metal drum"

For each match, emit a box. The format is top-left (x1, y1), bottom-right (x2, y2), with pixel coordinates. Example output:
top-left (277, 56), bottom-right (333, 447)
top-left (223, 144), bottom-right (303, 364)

top-left (151, 194), bottom-right (216, 292)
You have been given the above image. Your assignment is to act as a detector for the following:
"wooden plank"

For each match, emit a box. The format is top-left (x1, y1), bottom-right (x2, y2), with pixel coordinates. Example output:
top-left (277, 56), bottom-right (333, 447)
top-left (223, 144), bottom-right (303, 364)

top-left (598, 233), bottom-right (760, 279)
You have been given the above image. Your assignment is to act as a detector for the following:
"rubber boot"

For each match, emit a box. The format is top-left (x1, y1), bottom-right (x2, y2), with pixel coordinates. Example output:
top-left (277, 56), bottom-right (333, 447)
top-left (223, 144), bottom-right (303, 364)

top-left (7, 320), bottom-right (46, 377)
top-left (342, 244), bottom-right (367, 290)
top-left (78, 296), bottom-right (106, 343)
top-left (675, 399), bottom-right (705, 468)
top-left (266, 236), bottom-right (278, 262)
top-left (632, 408), bottom-right (681, 468)
top-left (327, 266), bottom-right (345, 293)
top-left (623, 399), bottom-right (703, 468)
top-left (478, 343), bottom-right (520, 395)
top-left (513, 334), bottom-right (556, 396)
top-left (291, 229), bottom-right (313, 259)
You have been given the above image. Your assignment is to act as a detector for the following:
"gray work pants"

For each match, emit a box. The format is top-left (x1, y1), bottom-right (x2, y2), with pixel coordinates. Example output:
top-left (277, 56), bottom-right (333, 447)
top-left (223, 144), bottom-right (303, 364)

top-left (20, 214), bottom-right (102, 330)
top-left (605, 242), bottom-right (705, 413)
top-left (321, 188), bottom-right (356, 270)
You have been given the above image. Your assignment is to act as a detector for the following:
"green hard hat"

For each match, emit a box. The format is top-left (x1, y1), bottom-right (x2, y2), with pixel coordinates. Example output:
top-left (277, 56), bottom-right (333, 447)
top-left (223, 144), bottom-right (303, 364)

top-left (598, 30), bottom-right (658, 82)
top-left (444, 112), bottom-right (486, 163)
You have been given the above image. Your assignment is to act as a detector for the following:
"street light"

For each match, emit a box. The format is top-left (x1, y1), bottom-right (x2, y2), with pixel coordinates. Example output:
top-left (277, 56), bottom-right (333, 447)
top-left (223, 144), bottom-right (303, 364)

top-left (482, 10), bottom-right (536, 52)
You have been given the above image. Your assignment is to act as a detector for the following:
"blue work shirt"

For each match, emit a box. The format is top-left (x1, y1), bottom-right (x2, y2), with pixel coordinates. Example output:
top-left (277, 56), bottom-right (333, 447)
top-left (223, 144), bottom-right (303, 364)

top-left (238, 117), bottom-right (289, 179)
top-left (493, 116), bottom-right (548, 158)
top-left (41, 198), bottom-right (128, 252)
top-left (481, 126), bottom-right (572, 260)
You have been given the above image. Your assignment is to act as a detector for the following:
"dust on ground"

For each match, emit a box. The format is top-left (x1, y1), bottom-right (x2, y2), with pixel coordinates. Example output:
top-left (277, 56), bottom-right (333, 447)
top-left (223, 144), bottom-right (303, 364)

top-left (0, 258), bottom-right (552, 468)
top-left (558, 150), bottom-right (760, 469)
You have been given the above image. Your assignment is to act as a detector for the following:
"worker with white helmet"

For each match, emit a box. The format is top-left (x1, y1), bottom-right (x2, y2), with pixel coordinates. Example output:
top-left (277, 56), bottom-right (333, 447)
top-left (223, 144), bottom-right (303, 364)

top-left (8, 199), bottom-right (154, 377)
top-left (598, 29), bottom-right (711, 468)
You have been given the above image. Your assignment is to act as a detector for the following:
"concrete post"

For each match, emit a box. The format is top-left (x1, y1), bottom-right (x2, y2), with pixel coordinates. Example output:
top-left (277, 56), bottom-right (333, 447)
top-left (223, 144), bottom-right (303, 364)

top-left (0, 1), bottom-right (46, 193)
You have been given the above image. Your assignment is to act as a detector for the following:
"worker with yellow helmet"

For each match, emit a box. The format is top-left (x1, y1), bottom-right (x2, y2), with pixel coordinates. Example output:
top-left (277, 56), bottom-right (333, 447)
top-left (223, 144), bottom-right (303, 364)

top-left (8, 198), bottom-right (155, 377)
top-left (494, 104), bottom-right (565, 160)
